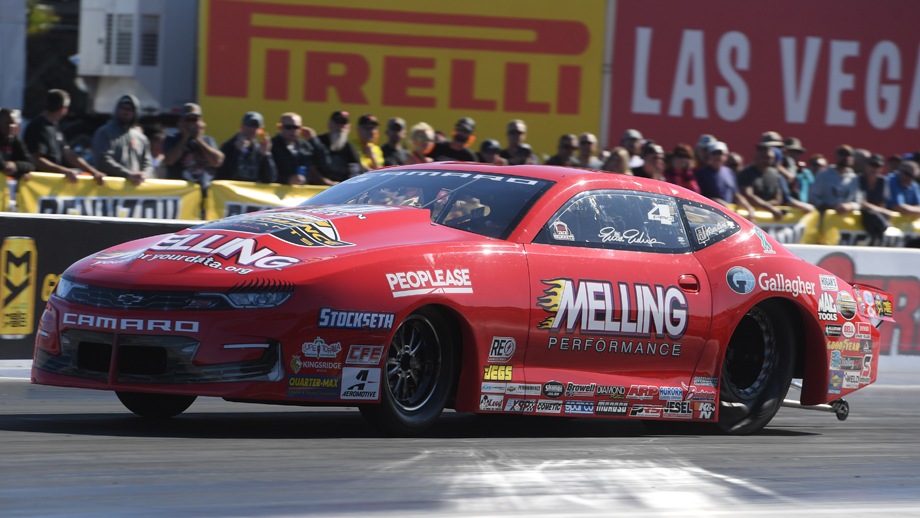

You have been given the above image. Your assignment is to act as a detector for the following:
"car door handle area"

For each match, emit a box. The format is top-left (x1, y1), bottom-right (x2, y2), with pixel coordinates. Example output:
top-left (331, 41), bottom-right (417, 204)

top-left (678, 274), bottom-right (700, 293)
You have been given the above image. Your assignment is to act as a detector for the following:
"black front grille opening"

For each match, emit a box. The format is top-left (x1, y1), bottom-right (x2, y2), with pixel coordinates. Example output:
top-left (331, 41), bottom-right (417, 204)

top-left (77, 342), bottom-right (113, 373)
top-left (118, 346), bottom-right (168, 376)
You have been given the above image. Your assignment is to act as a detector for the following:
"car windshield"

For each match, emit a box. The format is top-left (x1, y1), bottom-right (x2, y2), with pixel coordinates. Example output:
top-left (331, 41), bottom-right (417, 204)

top-left (301, 168), bottom-right (553, 239)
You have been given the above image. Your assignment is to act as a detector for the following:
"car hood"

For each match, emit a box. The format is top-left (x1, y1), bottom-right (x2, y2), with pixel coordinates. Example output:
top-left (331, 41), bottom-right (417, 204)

top-left (69, 205), bottom-right (482, 287)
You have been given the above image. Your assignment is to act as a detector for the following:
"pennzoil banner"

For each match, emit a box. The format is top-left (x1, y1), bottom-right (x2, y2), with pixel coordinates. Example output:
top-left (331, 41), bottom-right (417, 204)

top-left (16, 173), bottom-right (202, 220)
top-left (205, 180), bottom-right (328, 220)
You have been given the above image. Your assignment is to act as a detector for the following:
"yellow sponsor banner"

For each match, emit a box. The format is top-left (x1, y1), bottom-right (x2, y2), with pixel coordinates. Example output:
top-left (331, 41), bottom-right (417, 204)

top-left (17, 172), bottom-right (202, 220)
top-left (205, 180), bottom-right (328, 220)
top-left (0, 236), bottom-right (37, 339)
top-left (199, 0), bottom-right (606, 159)
top-left (822, 210), bottom-right (920, 246)
top-left (730, 206), bottom-right (821, 244)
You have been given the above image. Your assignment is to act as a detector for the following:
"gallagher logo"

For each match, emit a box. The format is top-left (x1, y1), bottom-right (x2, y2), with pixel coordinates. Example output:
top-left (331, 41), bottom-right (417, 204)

top-left (726, 266), bottom-right (755, 294)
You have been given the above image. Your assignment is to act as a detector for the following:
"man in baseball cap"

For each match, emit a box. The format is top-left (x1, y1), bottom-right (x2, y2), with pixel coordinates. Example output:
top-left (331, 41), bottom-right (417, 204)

top-left (382, 117), bottom-right (410, 166)
top-left (427, 117), bottom-right (477, 162)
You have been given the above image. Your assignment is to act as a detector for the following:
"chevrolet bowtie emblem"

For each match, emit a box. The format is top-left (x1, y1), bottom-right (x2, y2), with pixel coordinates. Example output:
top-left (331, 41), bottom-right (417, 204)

top-left (117, 294), bottom-right (144, 305)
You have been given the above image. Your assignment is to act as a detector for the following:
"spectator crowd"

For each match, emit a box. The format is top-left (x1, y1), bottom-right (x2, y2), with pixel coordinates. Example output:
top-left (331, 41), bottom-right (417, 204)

top-left (3, 89), bottom-right (920, 245)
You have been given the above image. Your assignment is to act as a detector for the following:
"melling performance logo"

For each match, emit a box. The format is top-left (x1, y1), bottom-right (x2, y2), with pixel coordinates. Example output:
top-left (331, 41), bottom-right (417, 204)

top-left (537, 278), bottom-right (687, 355)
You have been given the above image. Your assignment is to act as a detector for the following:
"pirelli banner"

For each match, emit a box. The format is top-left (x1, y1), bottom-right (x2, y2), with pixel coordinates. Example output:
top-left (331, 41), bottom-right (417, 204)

top-left (198, 0), bottom-right (607, 156)
top-left (0, 213), bottom-right (193, 359)
top-left (17, 172), bottom-right (202, 220)
top-left (205, 181), bottom-right (328, 220)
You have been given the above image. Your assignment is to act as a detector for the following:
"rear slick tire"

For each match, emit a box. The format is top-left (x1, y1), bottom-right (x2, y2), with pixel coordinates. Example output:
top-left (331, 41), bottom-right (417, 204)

top-left (116, 391), bottom-right (197, 418)
top-left (717, 301), bottom-right (794, 435)
top-left (359, 308), bottom-right (456, 436)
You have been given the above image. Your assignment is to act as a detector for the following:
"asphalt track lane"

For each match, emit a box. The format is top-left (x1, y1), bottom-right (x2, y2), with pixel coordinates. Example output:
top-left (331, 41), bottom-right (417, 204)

top-left (1, 362), bottom-right (919, 517)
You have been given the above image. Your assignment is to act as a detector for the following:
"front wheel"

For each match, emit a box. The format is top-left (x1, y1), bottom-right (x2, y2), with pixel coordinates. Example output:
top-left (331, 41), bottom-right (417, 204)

top-left (116, 391), bottom-right (197, 418)
top-left (717, 301), bottom-right (794, 434)
top-left (359, 308), bottom-right (456, 436)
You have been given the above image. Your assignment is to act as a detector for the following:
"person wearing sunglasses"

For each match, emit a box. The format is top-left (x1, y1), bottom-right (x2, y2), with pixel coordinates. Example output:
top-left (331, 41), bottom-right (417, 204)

top-left (271, 112), bottom-right (323, 186)
top-left (545, 133), bottom-right (579, 167)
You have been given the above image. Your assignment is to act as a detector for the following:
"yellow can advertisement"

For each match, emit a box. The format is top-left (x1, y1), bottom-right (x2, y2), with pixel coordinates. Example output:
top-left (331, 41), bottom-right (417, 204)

top-left (0, 236), bottom-right (37, 339)
top-left (198, 0), bottom-right (607, 157)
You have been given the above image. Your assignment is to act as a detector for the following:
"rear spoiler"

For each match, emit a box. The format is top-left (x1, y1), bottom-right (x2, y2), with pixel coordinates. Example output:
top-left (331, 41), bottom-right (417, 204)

top-left (852, 284), bottom-right (895, 324)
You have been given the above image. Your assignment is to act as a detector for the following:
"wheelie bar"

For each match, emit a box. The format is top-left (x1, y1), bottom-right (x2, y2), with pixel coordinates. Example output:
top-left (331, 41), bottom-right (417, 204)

top-left (781, 380), bottom-right (850, 421)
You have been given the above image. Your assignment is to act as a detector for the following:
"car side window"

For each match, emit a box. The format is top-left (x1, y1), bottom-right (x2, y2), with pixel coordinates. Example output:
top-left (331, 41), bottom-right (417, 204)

top-left (538, 190), bottom-right (690, 253)
top-left (681, 202), bottom-right (741, 249)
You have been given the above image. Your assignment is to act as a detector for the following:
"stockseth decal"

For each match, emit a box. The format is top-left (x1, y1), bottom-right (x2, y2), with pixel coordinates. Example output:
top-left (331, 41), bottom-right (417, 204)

top-left (487, 336), bottom-right (516, 363)
top-left (537, 278), bottom-right (688, 338)
top-left (302, 337), bottom-right (342, 359)
top-left (319, 308), bottom-right (395, 330)
top-left (62, 313), bottom-right (199, 333)
top-left (386, 269), bottom-right (472, 298)
top-left (345, 344), bottom-right (384, 366)
top-left (726, 266), bottom-right (756, 294)
top-left (758, 273), bottom-right (815, 297)
top-left (340, 367), bottom-right (380, 400)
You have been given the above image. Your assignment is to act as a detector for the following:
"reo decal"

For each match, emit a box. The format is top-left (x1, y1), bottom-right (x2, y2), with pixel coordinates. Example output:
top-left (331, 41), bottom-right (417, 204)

top-left (488, 336), bottom-right (516, 363)
top-left (62, 313), bottom-right (199, 333)
top-left (386, 269), bottom-right (472, 298)
top-left (536, 278), bottom-right (688, 339)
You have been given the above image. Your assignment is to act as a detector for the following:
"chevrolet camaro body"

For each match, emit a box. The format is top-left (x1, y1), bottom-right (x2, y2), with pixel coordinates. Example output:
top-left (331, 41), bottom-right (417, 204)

top-left (32, 163), bottom-right (893, 434)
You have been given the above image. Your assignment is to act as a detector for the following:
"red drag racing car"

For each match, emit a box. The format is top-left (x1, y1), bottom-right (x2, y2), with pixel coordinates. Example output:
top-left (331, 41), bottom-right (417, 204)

top-left (32, 163), bottom-right (893, 435)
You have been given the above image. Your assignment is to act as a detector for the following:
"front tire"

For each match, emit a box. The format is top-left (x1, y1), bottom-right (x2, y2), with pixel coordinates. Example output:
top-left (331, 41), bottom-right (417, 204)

top-left (717, 301), bottom-right (794, 434)
top-left (116, 392), bottom-right (197, 418)
top-left (359, 308), bottom-right (456, 436)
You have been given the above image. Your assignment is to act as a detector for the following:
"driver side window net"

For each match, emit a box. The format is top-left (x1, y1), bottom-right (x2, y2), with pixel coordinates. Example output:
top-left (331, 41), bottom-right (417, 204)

top-left (544, 191), bottom-right (689, 253)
